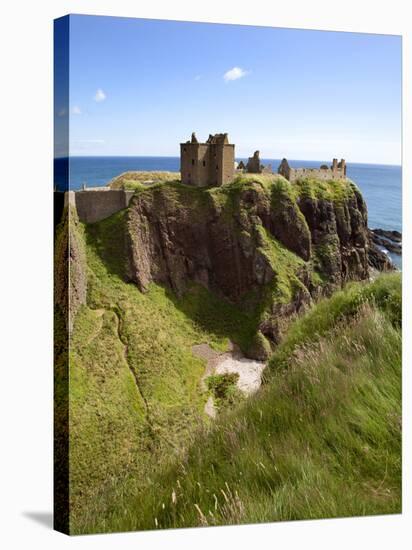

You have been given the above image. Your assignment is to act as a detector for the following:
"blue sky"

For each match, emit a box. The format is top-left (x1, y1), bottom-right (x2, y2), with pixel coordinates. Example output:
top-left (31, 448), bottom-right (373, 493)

top-left (59, 15), bottom-right (402, 164)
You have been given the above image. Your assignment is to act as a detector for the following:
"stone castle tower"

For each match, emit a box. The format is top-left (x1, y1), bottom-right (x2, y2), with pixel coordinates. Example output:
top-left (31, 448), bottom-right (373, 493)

top-left (180, 132), bottom-right (235, 187)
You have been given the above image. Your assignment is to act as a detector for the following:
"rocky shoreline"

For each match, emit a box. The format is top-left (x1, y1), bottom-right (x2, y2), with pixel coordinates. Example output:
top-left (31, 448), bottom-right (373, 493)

top-left (366, 228), bottom-right (401, 273)
top-left (369, 228), bottom-right (402, 255)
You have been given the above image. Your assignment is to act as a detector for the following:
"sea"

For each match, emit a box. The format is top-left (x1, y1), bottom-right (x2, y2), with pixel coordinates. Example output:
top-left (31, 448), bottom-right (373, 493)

top-left (55, 156), bottom-right (402, 268)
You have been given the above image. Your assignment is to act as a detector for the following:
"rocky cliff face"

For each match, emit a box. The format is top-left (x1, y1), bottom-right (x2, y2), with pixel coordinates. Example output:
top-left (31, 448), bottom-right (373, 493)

top-left (126, 182), bottom-right (306, 299)
top-left (297, 184), bottom-right (369, 287)
top-left (125, 176), bottom-right (371, 355)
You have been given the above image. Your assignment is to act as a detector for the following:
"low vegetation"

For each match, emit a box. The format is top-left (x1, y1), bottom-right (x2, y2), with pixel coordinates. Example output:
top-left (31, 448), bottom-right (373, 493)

top-left (68, 209), bottom-right (266, 531)
top-left (63, 174), bottom-right (401, 534)
top-left (207, 373), bottom-right (242, 410)
top-left (293, 176), bottom-right (360, 203)
top-left (108, 170), bottom-right (179, 190)
top-left (72, 268), bottom-right (401, 533)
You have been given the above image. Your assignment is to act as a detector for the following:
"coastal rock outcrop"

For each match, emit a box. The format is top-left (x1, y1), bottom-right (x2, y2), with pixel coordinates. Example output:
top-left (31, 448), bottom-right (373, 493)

top-left (126, 183), bottom-right (278, 301)
top-left (124, 176), bottom-right (371, 354)
top-left (368, 243), bottom-right (395, 272)
top-left (368, 228), bottom-right (401, 256)
top-left (298, 185), bottom-right (370, 287)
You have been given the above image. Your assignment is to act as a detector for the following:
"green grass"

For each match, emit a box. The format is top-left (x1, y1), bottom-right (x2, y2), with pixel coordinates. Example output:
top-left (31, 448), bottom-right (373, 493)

top-left (68, 208), bottom-right (270, 531)
top-left (65, 175), bottom-right (401, 534)
top-left (208, 173), bottom-right (290, 213)
top-left (173, 282), bottom-right (258, 354)
top-left (256, 225), bottom-right (306, 305)
top-left (109, 170), bottom-right (180, 190)
top-left (269, 272), bottom-right (401, 373)
top-left (207, 373), bottom-right (243, 410)
top-left (293, 176), bottom-right (359, 203)
top-left (80, 273), bottom-right (400, 533)
top-left (221, 172), bottom-right (357, 205)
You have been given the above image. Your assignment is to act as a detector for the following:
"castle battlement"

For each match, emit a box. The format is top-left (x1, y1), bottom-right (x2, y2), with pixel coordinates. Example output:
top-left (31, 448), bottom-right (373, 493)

top-left (278, 158), bottom-right (347, 182)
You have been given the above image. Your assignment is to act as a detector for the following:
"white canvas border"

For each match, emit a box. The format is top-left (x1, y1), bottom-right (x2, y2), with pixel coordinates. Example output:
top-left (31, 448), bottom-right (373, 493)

top-left (0, 1), bottom-right (409, 548)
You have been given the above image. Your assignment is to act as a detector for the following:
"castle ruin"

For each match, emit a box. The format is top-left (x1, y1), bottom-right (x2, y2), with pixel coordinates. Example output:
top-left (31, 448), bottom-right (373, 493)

top-left (245, 150), bottom-right (272, 174)
top-left (180, 132), bottom-right (235, 187)
top-left (278, 158), bottom-right (347, 182)
top-left (246, 150), bottom-right (262, 173)
top-left (63, 136), bottom-right (349, 226)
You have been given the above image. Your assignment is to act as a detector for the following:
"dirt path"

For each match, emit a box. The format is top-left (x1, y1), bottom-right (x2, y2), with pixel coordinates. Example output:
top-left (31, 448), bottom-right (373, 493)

top-left (84, 308), bottom-right (105, 346)
top-left (110, 307), bottom-right (155, 438)
top-left (88, 303), bottom-right (155, 438)
top-left (215, 355), bottom-right (266, 395)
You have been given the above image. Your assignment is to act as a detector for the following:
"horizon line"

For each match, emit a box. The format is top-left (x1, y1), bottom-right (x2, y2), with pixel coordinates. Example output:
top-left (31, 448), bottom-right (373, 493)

top-left (54, 155), bottom-right (402, 168)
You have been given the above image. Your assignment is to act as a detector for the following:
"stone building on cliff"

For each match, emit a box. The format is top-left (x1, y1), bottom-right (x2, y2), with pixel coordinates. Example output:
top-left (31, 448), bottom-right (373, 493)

top-left (245, 150), bottom-right (272, 174)
top-left (278, 158), bottom-right (347, 182)
top-left (180, 132), bottom-right (235, 187)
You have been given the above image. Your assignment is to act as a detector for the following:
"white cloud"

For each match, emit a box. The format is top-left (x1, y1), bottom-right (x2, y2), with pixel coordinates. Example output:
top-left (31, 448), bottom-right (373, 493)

top-left (223, 67), bottom-right (249, 82)
top-left (194, 75), bottom-right (202, 81)
top-left (72, 105), bottom-right (81, 115)
top-left (94, 88), bottom-right (106, 102)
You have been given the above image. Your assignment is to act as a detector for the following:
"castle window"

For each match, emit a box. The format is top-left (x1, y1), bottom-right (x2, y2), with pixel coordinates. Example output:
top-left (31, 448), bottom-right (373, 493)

top-left (183, 147), bottom-right (187, 152)
top-left (202, 161), bottom-right (206, 167)
top-left (192, 159), bottom-right (195, 165)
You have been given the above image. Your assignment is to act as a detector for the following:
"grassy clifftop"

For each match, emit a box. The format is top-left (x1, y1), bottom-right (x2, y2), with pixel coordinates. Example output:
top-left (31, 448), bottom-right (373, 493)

top-left (109, 170), bottom-right (179, 190)
top-left (110, 170), bottom-right (360, 203)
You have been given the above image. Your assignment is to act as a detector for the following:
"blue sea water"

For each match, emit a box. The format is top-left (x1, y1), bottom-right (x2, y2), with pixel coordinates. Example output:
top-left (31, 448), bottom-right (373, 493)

top-left (55, 156), bottom-right (402, 266)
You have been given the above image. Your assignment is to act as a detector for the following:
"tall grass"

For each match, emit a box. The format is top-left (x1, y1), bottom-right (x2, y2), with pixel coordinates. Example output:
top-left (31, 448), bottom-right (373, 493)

top-left (69, 209), bottom-right (273, 531)
top-left (76, 273), bottom-right (401, 533)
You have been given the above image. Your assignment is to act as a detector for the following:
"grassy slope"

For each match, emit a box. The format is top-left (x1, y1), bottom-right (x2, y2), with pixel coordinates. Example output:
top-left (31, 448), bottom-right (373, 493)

top-left (68, 176), bottom-right (401, 533)
top-left (83, 273), bottom-right (401, 533)
top-left (69, 209), bottom-right (266, 531)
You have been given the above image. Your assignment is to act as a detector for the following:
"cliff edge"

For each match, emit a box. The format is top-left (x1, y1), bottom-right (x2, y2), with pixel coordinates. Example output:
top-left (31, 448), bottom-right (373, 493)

top-left (124, 174), bottom-right (370, 356)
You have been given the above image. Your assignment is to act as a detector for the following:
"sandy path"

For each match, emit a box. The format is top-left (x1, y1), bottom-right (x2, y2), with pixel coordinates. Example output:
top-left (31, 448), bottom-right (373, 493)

top-left (192, 342), bottom-right (266, 417)
top-left (215, 355), bottom-right (266, 396)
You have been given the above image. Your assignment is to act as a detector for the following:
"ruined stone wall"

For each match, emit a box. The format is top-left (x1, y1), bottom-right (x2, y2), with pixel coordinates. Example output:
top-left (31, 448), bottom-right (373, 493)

top-left (289, 167), bottom-right (346, 182)
top-left (74, 189), bottom-right (134, 223)
top-left (246, 154), bottom-right (261, 173)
